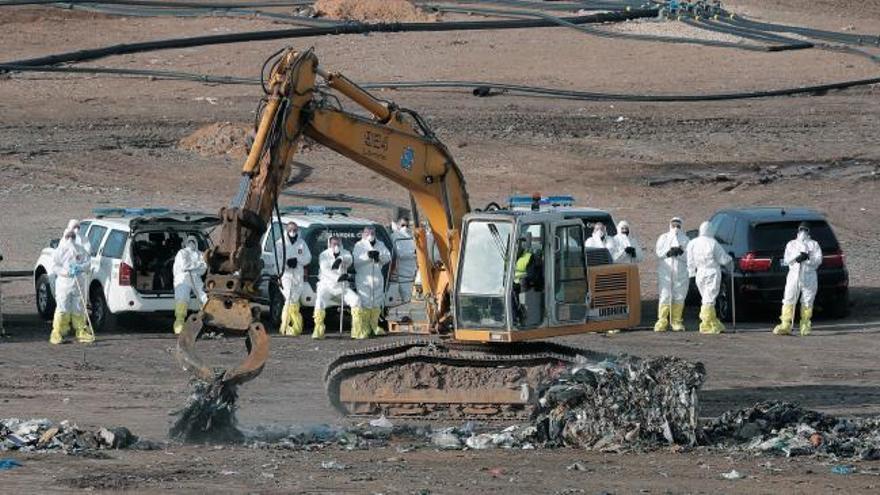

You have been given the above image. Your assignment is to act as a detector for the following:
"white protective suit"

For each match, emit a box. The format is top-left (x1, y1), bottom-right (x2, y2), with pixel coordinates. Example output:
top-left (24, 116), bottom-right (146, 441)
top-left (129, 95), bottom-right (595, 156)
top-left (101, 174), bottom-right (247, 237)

top-left (52, 235), bottom-right (92, 314)
top-left (315, 244), bottom-right (360, 311)
top-left (655, 226), bottom-right (690, 305)
top-left (172, 237), bottom-right (208, 305)
top-left (584, 230), bottom-right (617, 254)
top-left (353, 237), bottom-right (392, 309)
top-left (387, 228), bottom-right (417, 306)
top-left (687, 222), bottom-right (732, 305)
top-left (612, 220), bottom-right (643, 264)
top-left (274, 233), bottom-right (312, 305)
top-left (782, 232), bottom-right (823, 307)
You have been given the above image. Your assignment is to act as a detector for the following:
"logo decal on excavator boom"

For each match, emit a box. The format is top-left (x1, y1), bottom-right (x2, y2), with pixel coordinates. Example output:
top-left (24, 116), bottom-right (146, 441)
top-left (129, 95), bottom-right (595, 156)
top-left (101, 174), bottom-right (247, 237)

top-left (400, 146), bottom-right (414, 170)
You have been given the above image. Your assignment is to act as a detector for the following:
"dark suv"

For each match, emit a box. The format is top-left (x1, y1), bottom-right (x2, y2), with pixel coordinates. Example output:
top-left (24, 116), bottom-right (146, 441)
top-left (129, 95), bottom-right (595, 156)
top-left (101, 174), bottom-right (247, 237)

top-left (687, 207), bottom-right (848, 321)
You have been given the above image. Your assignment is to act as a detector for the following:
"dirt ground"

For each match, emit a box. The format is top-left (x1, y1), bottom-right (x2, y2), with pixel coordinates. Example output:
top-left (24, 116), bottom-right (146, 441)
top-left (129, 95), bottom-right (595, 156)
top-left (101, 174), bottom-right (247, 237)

top-left (2, 0), bottom-right (880, 493)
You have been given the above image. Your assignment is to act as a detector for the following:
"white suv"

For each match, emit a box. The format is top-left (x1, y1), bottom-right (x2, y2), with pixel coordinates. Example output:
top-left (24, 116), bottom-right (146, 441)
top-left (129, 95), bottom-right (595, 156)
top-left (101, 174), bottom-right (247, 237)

top-left (254, 206), bottom-right (399, 328)
top-left (33, 208), bottom-right (219, 331)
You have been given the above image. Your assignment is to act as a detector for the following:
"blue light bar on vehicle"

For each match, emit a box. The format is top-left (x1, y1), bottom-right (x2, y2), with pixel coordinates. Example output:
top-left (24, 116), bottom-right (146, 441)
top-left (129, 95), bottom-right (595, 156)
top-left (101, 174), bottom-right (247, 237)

top-left (280, 205), bottom-right (352, 216)
top-left (507, 195), bottom-right (575, 210)
top-left (92, 207), bottom-right (171, 218)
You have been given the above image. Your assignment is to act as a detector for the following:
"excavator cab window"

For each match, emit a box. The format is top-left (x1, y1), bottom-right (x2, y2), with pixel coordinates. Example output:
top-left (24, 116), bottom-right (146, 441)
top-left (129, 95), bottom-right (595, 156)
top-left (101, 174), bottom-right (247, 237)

top-left (552, 222), bottom-right (589, 323)
top-left (513, 223), bottom-right (545, 328)
top-left (457, 219), bottom-right (513, 329)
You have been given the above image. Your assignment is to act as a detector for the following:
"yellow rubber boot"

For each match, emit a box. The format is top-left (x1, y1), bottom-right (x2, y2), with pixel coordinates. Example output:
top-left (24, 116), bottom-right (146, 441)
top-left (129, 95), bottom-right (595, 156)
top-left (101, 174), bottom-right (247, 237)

top-left (72, 313), bottom-right (94, 343)
top-left (773, 304), bottom-right (794, 335)
top-left (699, 305), bottom-right (723, 335)
top-left (351, 307), bottom-right (367, 339)
top-left (654, 304), bottom-right (671, 332)
top-left (800, 306), bottom-right (813, 336)
top-left (671, 303), bottom-right (686, 332)
top-left (372, 308), bottom-right (385, 336)
top-left (698, 305), bottom-right (713, 334)
top-left (49, 311), bottom-right (70, 344)
top-left (312, 309), bottom-right (326, 339)
top-left (289, 303), bottom-right (303, 336)
top-left (173, 302), bottom-right (188, 335)
top-left (279, 303), bottom-right (291, 335)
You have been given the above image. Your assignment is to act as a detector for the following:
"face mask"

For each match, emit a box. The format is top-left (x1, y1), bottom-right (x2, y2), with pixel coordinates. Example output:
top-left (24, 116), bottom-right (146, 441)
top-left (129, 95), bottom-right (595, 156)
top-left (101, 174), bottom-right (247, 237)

top-left (797, 231), bottom-right (808, 241)
top-left (186, 243), bottom-right (197, 251)
top-left (672, 225), bottom-right (681, 232)
top-left (332, 245), bottom-right (340, 255)
top-left (621, 230), bottom-right (629, 236)
top-left (367, 234), bottom-right (376, 242)
top-left (288, 231), bottom-right (298, 241)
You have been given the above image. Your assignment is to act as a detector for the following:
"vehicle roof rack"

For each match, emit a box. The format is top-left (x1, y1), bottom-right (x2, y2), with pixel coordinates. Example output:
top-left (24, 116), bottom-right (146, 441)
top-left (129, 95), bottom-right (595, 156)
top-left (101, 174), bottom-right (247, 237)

top-left (280, 205), bottom-right (352, 216)
top-left (508, 194), bottom-right (575, 211)
top-left (92, 207), bottom-right (172, 218)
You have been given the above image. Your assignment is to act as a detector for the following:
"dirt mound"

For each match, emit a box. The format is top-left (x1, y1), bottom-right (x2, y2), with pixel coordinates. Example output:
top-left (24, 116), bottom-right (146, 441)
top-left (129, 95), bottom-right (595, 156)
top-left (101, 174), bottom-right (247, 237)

top-left (178, 122), bottom-right (250, 158)
top-left (314, 0), bottom-right (434, 23)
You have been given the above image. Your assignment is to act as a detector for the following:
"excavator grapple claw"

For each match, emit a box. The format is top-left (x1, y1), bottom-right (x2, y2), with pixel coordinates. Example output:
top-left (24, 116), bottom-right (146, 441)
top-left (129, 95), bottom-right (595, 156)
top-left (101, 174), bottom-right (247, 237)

top-left (176, 313), bottom-right (270, 387)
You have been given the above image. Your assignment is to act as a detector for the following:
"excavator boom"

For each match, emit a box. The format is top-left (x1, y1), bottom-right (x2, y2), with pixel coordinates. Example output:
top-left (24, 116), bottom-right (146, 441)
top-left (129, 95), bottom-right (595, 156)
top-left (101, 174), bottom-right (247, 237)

top-left (177, 48), bottom-right (471, 387)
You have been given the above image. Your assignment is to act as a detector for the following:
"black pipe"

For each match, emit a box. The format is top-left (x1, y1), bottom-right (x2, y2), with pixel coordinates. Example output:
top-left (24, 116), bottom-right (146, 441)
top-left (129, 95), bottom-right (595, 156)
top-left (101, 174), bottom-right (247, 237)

top-left (2, 9), bottom-right (657, 67)
top-left (4, 64), bottom-right (878, 102)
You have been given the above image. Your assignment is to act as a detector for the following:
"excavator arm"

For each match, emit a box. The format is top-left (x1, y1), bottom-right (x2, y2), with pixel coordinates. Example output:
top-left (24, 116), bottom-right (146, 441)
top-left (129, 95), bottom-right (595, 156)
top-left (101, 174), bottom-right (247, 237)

top-left (177, 48), bottom-right (470, 387)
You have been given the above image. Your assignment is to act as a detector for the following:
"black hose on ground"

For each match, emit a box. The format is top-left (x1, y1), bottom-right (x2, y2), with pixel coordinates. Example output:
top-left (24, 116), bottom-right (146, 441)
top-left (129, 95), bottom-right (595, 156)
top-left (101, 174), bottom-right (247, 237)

top-left (718, 14), bottom-right (880, 46)
top-left (428, 4), bottom-right (810, 52)
top-left (60, 3), bottom-right (342, 27)
top-left (1, 9), bottom-right (657, 67)
top-left (4, 63), bottom-right (878, 102)
top-left (678, 17), bottom-right (812, 51)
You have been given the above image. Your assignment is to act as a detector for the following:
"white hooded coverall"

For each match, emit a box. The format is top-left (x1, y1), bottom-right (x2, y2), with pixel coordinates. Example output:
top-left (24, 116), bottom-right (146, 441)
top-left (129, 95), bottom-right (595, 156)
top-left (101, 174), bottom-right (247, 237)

top-left (612, 221), bottom-right (643, 264)
top-left (782, 233), bottom-right (822, 307)
top-left (315, 245), bottom-right (360, 310)
top-left (52, 236), bottom-right (92, 314)
top-left (655, 228), bottom-right (690, 304)
top-left (274, 234), bottom-right (312, 305)
top-left (353, 237), bottom-right (392, 308)
top-left (173, 238), bottom-right (208, 305)
top-left (686, 222), bottom-right (732, 305)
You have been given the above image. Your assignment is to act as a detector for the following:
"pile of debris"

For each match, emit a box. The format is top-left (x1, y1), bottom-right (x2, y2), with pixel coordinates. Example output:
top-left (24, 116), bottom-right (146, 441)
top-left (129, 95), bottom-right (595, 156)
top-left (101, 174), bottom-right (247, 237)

top-left (313, 0), bottom-right (435, 23)
top-left (530, 355), bottom-right (706, 450)
top-left (704, 401), bottom-right (880, 460)
top-left (1, 418), bottom-right (158, 454)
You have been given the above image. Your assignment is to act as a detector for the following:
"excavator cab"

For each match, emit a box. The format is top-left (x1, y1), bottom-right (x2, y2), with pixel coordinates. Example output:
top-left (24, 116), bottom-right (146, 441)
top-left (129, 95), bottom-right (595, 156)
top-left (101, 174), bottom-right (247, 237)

top-left (453, 210), bottom-right (640, 342)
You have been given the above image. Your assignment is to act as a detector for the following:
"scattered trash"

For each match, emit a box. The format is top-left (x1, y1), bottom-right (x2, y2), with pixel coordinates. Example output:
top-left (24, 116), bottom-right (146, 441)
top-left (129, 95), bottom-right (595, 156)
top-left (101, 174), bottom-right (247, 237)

top-left (431, 429), bottom-right (463, 450)
top-left (466, 433), bottom-right (495, 450)
top-left (721, 469), bottom-right (744, 480)
top-left (1, 418), bottom-right (155, 454)
top-left (566, 461), bottom-right (588, 471)
top-left (831, 464), bottom-right (855, 475)
top-left (532, 355), bottom-right (705, 450)
top-left (704, 401), bottom-right (880, 459)
top-left (369, 416), bottom-right (394, 429)
top-left (0, 458), bottom-right (22, 470)
top-left (321, 460), bottom-right (348, 470)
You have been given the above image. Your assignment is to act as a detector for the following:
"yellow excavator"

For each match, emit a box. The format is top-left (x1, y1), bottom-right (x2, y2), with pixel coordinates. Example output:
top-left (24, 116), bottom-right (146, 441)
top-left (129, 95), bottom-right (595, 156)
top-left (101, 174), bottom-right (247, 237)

top-left (177, 48), bottom-right (641, 420)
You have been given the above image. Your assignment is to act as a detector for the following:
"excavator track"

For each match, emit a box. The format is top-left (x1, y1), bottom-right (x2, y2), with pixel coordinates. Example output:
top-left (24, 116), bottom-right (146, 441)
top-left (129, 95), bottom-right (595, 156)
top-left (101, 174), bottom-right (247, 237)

top-left (325, 339), bottom-right (613, 421)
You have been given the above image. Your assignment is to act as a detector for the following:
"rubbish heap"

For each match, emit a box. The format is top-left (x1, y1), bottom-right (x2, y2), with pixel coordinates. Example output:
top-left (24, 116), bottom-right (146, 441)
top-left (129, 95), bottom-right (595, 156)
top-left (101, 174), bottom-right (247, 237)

top-left (703, 401), bottom-right (880, 460)
top-left (1, 418), bottom-right (157, 454)
top-left (531, 355), bottom-right (706, 450)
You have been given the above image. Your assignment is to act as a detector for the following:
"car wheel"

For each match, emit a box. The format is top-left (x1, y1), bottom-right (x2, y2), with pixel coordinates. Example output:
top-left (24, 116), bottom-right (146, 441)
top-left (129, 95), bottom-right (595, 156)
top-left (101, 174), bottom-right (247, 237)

top-left (715, 277), bottom-right (740, 323)
top-left (36, 273), bottom-right (56, 320)
top-left (89, 284), bottom-right (115, 333)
